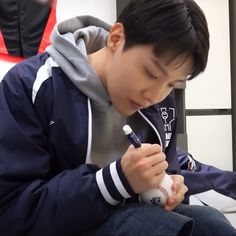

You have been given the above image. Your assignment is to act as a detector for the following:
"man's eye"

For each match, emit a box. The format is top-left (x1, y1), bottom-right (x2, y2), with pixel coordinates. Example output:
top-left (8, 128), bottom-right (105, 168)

top-left (145, 68), bottom-right (158, 79)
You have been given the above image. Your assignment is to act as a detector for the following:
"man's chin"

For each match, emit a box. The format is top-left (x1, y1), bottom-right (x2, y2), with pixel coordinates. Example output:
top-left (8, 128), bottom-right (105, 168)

top-left (116, 108), bottom-right (137, 117)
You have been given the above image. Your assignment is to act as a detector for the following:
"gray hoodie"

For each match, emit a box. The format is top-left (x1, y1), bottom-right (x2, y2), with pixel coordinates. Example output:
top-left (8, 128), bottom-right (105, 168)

top-left (46, 15), bottom-right (111, 110)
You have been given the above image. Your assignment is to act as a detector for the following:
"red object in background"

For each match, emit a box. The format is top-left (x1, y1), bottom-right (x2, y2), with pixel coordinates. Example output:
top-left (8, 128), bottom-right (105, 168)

top-left (0, 0), bottom-right (57, 63)
top-left (38, 0), bottom-right (57, 55)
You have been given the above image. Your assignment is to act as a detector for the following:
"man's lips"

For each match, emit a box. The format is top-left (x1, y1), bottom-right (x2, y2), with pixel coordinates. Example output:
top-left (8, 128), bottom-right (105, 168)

top-left (130, 100), bottom-right (144, 110)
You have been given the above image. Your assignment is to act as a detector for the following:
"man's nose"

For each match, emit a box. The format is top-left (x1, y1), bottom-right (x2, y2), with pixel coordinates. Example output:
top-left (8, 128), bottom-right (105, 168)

top-left (144, 86), bottom-right (165, 105)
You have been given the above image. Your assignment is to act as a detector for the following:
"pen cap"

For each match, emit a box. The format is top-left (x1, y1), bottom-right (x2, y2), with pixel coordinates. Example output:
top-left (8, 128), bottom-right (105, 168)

top-left (123, 125), bottom-right (132, 135)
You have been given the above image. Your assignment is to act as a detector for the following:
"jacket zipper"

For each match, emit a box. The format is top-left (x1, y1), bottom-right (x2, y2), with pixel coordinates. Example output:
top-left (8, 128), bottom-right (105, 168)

top-left (85, 98), bottom-right (92, 163)
top-left (138, 110), bottom-right (163, 151)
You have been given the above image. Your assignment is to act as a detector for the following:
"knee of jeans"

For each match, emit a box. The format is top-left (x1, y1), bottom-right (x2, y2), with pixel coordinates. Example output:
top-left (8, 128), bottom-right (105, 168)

top-left (195, 206), bottom-right (228, 224)
top-left (202, 206), bottom-right (223, 216)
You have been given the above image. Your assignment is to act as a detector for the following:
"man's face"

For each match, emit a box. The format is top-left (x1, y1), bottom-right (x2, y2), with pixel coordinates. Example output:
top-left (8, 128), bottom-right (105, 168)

top-left (104, 25), bottom-right (193, 116)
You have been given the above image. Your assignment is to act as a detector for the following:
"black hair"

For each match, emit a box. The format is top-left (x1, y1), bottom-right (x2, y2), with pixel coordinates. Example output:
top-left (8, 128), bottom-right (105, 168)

top-left (117, 0), bottom-right (210, 80)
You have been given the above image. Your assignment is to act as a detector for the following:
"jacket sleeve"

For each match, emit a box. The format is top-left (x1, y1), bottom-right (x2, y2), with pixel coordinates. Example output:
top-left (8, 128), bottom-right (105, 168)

top-left (0, 61), bottom-right (136, 236)
top-left (177, 147), bottom-right (236, 200)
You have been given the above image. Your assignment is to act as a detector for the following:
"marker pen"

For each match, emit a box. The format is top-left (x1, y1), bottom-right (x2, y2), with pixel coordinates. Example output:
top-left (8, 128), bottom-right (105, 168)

top-left (123, 125), bottom-right (141, 148)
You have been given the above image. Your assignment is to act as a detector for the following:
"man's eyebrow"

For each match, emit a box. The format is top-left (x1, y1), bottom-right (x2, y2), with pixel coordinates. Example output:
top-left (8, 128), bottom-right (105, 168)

top-left (150, 57), bottom-right (168, 76)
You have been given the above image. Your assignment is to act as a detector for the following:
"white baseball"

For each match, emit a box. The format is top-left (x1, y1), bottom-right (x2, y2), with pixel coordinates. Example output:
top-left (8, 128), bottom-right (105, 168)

top-left (140, 174), bottom-right (174, 206)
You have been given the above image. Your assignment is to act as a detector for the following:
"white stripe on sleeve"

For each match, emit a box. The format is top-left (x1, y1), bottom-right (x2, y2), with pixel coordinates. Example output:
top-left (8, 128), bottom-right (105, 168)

top-left (110, 161), bottom-right (131, 198)
top-left (96, 169), bottom-right (120, 206)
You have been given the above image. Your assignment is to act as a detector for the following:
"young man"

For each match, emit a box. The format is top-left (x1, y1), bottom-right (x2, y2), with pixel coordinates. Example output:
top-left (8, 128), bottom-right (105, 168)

top-left (0, 0), bottom-right (235, 235)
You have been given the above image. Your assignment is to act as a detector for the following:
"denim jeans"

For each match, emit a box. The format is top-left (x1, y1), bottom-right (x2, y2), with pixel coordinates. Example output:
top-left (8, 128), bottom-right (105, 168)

top-left (81, 203), bottom-right (236, 236)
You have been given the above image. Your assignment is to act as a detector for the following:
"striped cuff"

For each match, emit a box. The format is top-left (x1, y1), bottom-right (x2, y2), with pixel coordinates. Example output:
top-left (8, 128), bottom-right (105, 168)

top-left (96, 160), bottom-right (136, 206)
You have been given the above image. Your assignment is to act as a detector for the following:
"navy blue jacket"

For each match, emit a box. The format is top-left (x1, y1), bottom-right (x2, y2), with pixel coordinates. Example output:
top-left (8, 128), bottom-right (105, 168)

top-left (0, 53), bottom-right (180, 235)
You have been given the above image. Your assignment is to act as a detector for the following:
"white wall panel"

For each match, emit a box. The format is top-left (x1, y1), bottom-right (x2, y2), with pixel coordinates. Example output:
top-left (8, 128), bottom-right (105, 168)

top-left (186, 0), bottom-right (231, 109)
top-left (186, 115), bottom-right (233, 171)
top-left (56, 0), bottom-right (116, 24)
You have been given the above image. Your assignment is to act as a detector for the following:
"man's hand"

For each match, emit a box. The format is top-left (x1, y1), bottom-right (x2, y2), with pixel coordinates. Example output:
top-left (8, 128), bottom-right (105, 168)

top-left (164, 174), bottom-right (188, 211)
top-left (121, 144), bottom-right (168, 193)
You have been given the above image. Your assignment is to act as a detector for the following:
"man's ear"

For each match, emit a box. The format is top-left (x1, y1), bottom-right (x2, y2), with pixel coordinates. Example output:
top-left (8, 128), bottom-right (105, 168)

top-left (107, 23), bottom-right (125, 51)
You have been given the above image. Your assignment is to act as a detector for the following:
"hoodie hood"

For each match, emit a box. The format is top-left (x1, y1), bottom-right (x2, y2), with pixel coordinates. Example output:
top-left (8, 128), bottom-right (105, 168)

top-left (46, 15), bottom-right (112, 109)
